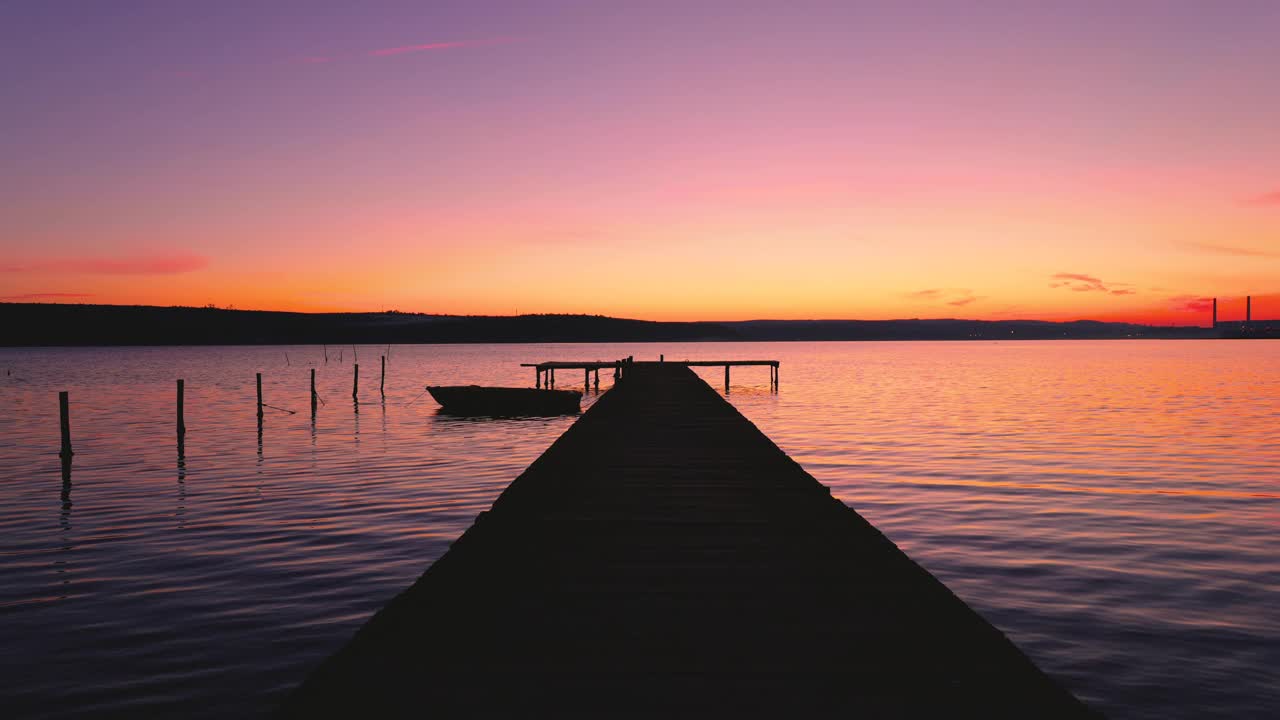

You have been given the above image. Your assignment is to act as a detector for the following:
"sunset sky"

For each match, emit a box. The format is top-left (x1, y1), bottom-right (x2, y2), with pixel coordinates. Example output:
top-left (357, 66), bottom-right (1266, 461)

top-left (2, 1), bottom-right (1277, 324)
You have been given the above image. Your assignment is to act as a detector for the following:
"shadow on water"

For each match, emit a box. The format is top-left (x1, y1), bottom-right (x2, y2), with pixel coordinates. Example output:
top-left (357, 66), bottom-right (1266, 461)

top-left (428, 409), bottom-right (578, 424)
top-left (59, 456), bottom-right (72, 531)
top-left (57, 456), bottom-right (73, 600)
top-left (176, 440), bottom-right (187, 530)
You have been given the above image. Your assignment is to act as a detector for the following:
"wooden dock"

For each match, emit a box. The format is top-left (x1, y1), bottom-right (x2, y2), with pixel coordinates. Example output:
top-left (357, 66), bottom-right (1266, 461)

top-left (281, 363), bottom-right (1097, 718)
top-left (523, 357), bottom-right (779, 391)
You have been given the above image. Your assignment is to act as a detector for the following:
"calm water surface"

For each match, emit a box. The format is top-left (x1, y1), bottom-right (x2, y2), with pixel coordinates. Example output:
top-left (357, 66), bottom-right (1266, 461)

top-left (1, 341), bottom-right (1277, 718)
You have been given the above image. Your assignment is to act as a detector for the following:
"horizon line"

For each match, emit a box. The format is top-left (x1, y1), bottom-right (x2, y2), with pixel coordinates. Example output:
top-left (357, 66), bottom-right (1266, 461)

top-left (0, 299), bottom-right (1243, 328)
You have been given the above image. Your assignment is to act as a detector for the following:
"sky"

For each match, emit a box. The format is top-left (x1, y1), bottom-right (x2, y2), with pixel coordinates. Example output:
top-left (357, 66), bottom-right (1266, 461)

top-left (2, 0), bottom-right (1278, 324)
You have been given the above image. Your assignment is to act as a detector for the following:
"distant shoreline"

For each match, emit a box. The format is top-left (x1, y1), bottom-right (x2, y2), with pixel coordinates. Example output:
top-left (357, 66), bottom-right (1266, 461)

top-left (2, 302), bottom-right (1270, 347)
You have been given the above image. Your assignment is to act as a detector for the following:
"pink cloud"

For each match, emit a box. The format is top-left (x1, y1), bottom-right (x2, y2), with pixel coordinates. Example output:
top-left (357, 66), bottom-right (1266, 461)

top-left (2, 253), bottom-right (208, 275)
top-left (0, 292), bottom-right (94, 301)
top-left (906, 288), bottom-right (979, 306)
top-left (906, 289), bottom-right (942, 299)
top-left (1053, 272), bottom-right (1103, 285)
top-left (1246, 191), bottom-right (1280, 207)
top-left (1170, 295), bottom-right (1214, 313)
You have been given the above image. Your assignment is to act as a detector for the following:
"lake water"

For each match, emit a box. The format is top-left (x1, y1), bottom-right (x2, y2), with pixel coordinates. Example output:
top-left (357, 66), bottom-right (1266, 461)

top-left (1, 341), bottom-right (1277, 718)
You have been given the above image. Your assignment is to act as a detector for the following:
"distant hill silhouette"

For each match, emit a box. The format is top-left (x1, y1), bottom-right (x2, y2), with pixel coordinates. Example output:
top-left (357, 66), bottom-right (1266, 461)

top-left (0, 302), bottom-right (1217, 347)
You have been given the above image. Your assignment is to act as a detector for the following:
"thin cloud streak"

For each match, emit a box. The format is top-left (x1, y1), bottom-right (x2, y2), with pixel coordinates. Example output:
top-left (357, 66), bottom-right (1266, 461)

top-left (906, 288), bottom-right (978, 305)
top-left (369, 37), bottom-right (514, 57)
top-left (2, 254), bottom-right (208, 275)
top-left (1186, 242), bottom-right (1279, 258)
top-left (906, 289), bottom-right (942, 300)
top-left (0, 292), bottom-right (94, 301)
top-left (1049, 272), bottom-right (1134, 295)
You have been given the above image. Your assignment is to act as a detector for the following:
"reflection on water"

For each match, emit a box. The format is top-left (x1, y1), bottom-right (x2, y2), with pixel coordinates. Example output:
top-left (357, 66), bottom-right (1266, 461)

top-left (0, 341), bottom-right (1277, 719)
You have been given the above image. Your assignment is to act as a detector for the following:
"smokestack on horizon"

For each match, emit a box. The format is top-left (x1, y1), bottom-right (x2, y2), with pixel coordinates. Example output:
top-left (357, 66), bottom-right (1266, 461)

top-left (1213, 298), bottom-right (1217, 327)
top-left (1247, 296), bottom-right (1252, 323)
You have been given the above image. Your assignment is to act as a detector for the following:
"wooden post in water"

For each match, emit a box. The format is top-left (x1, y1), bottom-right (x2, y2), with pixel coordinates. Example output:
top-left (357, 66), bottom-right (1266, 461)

top-left (380, 356), bottom-right (386, 397)
top-left (594, 368), bottom-right (600, 390)
top-left (58, 391), bottom-right (73, 459)
top-left (536, 368), bottom-right (541, 389)
top-left (310, 368), bottom-right (318, 416)
top-left (256, 373), bottom-right (264, 421)
top-left (177, 379), bottom-right (186, 439)
top-left (585, 368), bottom-right (590, 389)
top-left (353, 364), bottom-right (359, 401)
top-left (724, 365), bottom-right (730, 393)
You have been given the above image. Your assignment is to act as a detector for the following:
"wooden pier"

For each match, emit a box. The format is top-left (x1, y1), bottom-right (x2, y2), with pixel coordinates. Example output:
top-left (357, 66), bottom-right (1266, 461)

top-left (524, 357), bottom-right (779, 391)
top-left (282, 363), bottom-right (1096, 718)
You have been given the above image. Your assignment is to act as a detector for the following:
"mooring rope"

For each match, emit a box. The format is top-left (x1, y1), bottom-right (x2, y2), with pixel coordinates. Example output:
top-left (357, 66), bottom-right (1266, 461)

top-left (404, 388), bottom-right (431, 407)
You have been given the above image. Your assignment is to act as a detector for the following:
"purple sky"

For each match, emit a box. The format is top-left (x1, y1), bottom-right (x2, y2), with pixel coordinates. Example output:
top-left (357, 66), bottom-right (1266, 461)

top-left (3, 1), bottom-right (1278, 320)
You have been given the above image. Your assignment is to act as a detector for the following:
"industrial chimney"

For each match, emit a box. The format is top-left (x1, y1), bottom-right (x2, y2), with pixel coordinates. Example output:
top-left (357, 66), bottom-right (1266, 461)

top-left (1212, 298), bottom-right (1217, 327)
top-left (1247, 296), bottom-right (1252, 323)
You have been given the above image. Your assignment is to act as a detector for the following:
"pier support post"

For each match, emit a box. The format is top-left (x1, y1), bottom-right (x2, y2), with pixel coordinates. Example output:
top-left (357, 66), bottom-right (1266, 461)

top-left (58, 391), bottom-right (73, 459)
top-left (353, 364), bottom-right (359, 401)
top-left (177, 379), bottom-right (186, 439)
top-left (594, 369), bottom-right (600, 390)
top-left (724, 365), bottom-right (730, 393)
top-left (550, 369), bottom-right (555, 388)
top-left (256, 373), bottom-right (264, 421)
top-left (585, 368), bottom-right (590, 389)
top-left (536, 369), bottom-right (541, 389)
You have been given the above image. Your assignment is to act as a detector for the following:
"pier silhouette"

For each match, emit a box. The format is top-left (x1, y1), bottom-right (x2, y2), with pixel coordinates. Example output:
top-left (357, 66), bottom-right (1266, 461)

top-left (282, 363), bottom-right (1096, 717)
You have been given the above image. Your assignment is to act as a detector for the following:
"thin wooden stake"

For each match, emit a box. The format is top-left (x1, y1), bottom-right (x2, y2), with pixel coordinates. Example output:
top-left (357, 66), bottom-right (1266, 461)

top-left (177, 379), bottom-right (186, 438)
top-left (353, 364), bottom-right (359, 401)
top-left (256, 373), bottom-right (264, 420)
top-left (311, 368), bottom-right (317, 416)
top-left (380, 355), bottom-right (386, 396)
top-left (58, 391), bottom-right (73, 458)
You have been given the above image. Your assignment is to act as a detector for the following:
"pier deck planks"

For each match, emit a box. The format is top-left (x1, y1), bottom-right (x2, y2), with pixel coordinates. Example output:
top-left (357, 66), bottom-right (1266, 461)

top-left (282, 363), bottom-right (1097, 718)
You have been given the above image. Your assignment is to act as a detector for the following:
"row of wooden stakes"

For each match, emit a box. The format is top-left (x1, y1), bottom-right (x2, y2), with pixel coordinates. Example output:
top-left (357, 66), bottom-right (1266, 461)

top-left (56, 356), bottom-right (388, 461)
